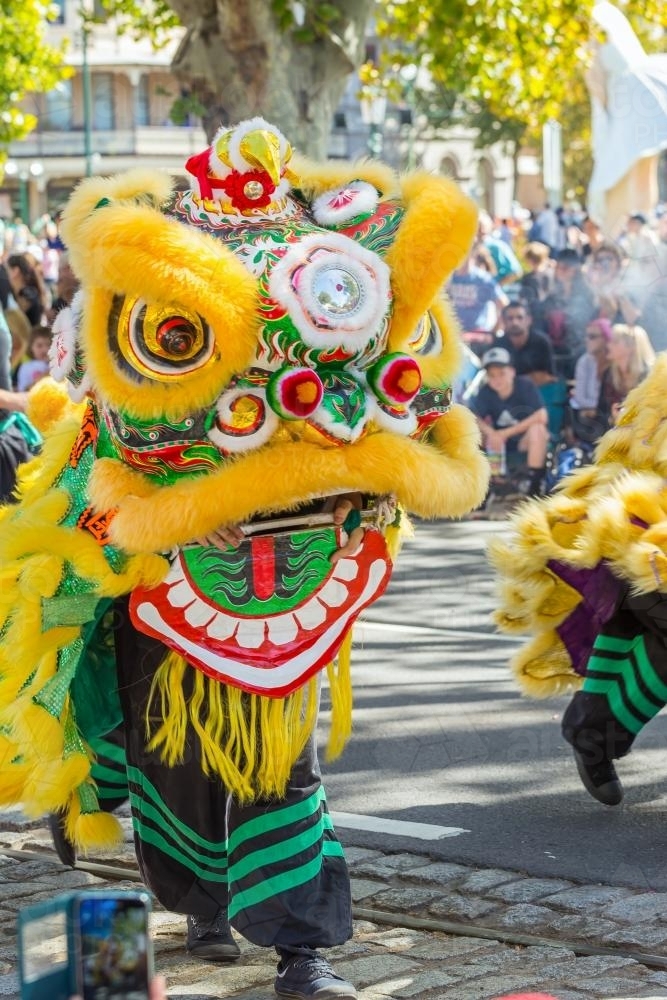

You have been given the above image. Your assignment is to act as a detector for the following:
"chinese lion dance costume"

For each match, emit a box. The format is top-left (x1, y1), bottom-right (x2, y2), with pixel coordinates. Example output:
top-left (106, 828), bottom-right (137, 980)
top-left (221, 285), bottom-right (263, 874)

top-left (492, 360), bottom-right (667, 803)
top-left (0, 118), bottom-right (487, 939)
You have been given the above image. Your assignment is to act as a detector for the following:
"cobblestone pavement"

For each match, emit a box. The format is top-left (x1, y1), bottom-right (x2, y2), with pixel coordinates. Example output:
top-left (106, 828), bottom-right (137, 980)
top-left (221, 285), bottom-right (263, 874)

top-left (2, 813), bottom-right (667, 999)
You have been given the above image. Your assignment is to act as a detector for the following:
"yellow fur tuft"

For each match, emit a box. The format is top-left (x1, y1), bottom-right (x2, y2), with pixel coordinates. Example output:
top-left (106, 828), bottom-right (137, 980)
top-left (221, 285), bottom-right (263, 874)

top-left (76, 214), bottom-right (259, 421)
top-left (511, 632), bottom-right (580, 698)
top-left (21, 751), bottom-right (91, 815)
top-left (291, 155), bottom-right (398, 200)
top-left (26, 378), bottom-right (82, 434)
top-left (385, 173), bottom-right (477, 348)
top-left (97, 405), bottom-right (489, 555)
top-left (72, 810), bottom-right (125, 852)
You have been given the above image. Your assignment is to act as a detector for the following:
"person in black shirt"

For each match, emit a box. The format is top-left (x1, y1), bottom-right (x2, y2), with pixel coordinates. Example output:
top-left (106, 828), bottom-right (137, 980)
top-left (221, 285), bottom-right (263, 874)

top-left (473, 346), bottom-right (549, 495)
top-left (496, 301), bottom-right (555, 386)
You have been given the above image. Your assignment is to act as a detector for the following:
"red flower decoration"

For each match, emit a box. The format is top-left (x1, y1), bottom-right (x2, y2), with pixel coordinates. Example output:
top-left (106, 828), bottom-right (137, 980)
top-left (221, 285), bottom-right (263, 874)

top-left (220, 169), bottom-right (276, 211)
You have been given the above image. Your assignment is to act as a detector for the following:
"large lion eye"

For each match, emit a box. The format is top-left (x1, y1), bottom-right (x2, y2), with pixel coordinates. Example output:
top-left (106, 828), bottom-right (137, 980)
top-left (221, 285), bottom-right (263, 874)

top-left (112, 296), bottom-right (215, 381)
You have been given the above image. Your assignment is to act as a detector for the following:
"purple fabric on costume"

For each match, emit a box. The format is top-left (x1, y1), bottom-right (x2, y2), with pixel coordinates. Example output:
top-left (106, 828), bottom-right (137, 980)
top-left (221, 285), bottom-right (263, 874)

top-left (548, 560), bottom-right (626, 675)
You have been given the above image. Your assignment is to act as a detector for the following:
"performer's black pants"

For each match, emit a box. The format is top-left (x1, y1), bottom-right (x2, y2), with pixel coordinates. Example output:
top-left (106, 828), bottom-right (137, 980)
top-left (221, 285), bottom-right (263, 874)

top-left (562, 589), bottom-right (667, 762)
top-left (99, 597), bottom-right (352, 949)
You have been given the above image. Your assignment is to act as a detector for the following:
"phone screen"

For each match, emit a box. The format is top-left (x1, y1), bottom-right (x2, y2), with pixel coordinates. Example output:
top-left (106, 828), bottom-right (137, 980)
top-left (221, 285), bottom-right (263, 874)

top-left (76, 896), bottom-right (150, 1000)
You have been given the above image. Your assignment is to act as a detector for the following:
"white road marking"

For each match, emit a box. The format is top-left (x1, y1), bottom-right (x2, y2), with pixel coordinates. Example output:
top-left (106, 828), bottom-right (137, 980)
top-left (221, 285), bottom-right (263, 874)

top-left (359, 619), bottom-right (519, 643)
top-left (330, 811), bottom-right (470, 840)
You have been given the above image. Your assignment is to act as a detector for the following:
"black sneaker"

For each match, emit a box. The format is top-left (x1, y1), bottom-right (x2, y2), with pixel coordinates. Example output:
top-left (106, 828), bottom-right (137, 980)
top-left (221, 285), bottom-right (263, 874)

top-left (48, 812), bottom-right (76, 867)
top-left (273, 952), bottom-right (357, 1000)
top-left (186, 910), bottom-right (241, 962)
top-left (573, 748), bottom-right (624, 806)
top-left (275, 952), bottom-right (357, 999)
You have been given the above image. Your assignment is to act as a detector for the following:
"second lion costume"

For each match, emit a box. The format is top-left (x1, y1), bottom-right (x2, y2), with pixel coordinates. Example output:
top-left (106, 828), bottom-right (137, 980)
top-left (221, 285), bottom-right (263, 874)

top-left (492, 357), bottom-right (667, 804)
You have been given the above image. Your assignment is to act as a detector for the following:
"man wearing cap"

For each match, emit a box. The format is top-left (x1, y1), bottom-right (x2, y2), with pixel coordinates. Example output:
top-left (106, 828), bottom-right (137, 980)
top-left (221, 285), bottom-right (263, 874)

top-left (472, 347), bottom-right (549, 496)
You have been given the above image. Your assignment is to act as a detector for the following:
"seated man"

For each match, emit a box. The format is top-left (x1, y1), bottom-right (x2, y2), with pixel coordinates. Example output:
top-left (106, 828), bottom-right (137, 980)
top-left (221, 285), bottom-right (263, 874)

top-left (496, 300), bottom-right (555, 386)
top-left (472, 347), bottom-right (549, 496)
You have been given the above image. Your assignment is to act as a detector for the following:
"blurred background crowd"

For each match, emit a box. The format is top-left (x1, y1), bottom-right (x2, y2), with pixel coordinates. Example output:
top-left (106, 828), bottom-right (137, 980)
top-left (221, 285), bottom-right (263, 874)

top-left (448, 201), bottom-right (667, 503)
top-left (0, 195), bottom-right (666, 506)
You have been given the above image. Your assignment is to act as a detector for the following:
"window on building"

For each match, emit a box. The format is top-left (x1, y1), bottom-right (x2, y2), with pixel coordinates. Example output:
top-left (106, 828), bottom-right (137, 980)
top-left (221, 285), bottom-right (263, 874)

top-left (93, 0), bottom-right (110, 20)
top-left (92, 73), bottom-right (115, 130)
top-left (50, 0), bottom-right (66, 24)
top-left (42, 81), bottom-right (73, 131)
top-left (134, 75), bottom-right (150, 126)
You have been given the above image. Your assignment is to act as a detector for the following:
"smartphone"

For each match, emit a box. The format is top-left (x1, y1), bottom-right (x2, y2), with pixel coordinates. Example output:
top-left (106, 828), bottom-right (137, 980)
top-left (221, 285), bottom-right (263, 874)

top-left (72, 892), bottom-right (153, 1000)
top-left (18, 891), bottom-right (153, 1000)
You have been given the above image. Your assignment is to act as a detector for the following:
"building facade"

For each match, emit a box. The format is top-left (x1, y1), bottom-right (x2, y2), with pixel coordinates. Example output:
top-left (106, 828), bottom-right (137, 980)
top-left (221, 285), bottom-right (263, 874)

top-left (2, 6), bottom-right (539, 225)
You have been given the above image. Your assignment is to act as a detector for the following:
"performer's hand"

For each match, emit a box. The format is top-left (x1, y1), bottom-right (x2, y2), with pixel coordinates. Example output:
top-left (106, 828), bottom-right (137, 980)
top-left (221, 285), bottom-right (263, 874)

top-left (195, 524), bottom-right (246, 550)
top-left (332, 493), bottom-right (362, 525)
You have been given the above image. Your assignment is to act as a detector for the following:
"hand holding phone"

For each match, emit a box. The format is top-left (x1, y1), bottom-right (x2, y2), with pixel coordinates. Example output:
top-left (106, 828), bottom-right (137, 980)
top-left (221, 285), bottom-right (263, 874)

top-left (69, 975), bottom-right (167, 1000)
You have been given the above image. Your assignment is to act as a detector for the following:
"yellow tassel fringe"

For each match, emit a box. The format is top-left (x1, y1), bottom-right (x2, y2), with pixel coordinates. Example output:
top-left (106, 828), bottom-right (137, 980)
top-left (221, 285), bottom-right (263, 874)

top-left (144, 647), bottom-right (353, 801)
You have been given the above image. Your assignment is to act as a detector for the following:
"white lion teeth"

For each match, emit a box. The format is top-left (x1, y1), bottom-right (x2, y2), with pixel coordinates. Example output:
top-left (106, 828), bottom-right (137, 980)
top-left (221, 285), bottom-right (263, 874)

top-left (167, 580), bottom-right (196, 608)
top-left (294, 599), bottom-right (328, 629)
top-left (266, 613), bottom-right (299, 646)
top-left (331, 558), bottom-right (358, 582)
top-left (318, 579), bottom-right (348, 607)
top-left (235, 617), bottom-right (266, 649)
top-left (184, 602), bottom-right (218, 627)
top-left (206, 613), bottom-right (238, 640)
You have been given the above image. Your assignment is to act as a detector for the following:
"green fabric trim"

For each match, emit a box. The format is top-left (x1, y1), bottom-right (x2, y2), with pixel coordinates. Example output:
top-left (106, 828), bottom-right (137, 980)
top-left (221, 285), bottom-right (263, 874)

top-left (131, 818), bottom-right (228, 883)
top-left (228, 851), bottom-right (323, 920)
top-left (129, 791), bottom-right (228, 869)
top-left (587, 654), bottom-right (661, 721)
top-left (97, 787), bottom-right (129, 800)
top-left (91, 763), bottom-right (130, 788)
top-left (228, 816), bottom-right (323, 883)
top-left (582, 677), bottom-right (645, 734)
top-left (593, 634), bottom-right (635, 654)
top-left (34, 637), bottom-right (83, 720)
top-left (42, 593), bottom-right (101, 630)
top-left (71, 601), bottom-right (123, 742)
top-left (632, 635), bottom-right (667, 703)
top-left (227, 786), bottom-right (324, 855)
top-left (126, 765), bottom-right (227, 854)
top-left (322, 840), bottom-right (344, 858)
top-left (90, 736), bottom-right (127, 767)
top-left (77, 782), bottom-right (100, 816)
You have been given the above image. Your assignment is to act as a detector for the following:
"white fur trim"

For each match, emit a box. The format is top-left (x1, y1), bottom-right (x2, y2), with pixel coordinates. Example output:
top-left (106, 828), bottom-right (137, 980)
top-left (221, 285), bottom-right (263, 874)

top-left (312, 181), bottom-right (379, 227)
top-left (308, 393), bottom-right (369, 443)
top-left (372, 401), bottom-right (418, 437)
top-left (68, 372), bottom-right (92, 404)
top-left (208, 384), bottom-right (278, 454)
top-left (49, 306), bottom-right (77, 382)
top-left (209, 117), bottom-right (289, 178)
top-left (267, 231), bottom-right (391, 356)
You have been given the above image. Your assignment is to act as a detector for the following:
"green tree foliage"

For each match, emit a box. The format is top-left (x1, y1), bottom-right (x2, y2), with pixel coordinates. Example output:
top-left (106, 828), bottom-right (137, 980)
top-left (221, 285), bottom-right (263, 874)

top-left (0, 1), bottom-right (69, 158)
top-left (377, 1), bottom-right (667, 196)
top-left (377, 0), bottom-right (667, 132)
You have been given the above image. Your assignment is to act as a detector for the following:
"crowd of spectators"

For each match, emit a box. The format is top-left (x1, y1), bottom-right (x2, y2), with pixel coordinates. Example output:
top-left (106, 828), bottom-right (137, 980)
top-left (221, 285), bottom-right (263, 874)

top-left (0, 213), bottom-right (78, 500)
top-left (0, 200), bottom-right (665, 507)
top-left (449, 204), bottom-right (667, 499)
top-left (0, 213), bottom-right (78, 398)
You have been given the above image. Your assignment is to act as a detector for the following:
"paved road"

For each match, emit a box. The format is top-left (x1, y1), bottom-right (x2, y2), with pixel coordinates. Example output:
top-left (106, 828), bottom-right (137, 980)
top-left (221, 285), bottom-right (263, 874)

top-left (323, 519), bottom-right (667, 892)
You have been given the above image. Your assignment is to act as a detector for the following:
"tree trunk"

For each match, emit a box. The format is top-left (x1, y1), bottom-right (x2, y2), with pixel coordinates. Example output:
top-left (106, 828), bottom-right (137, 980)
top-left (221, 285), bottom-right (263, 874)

top-left (167, 0), bottom-right (373, 158)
